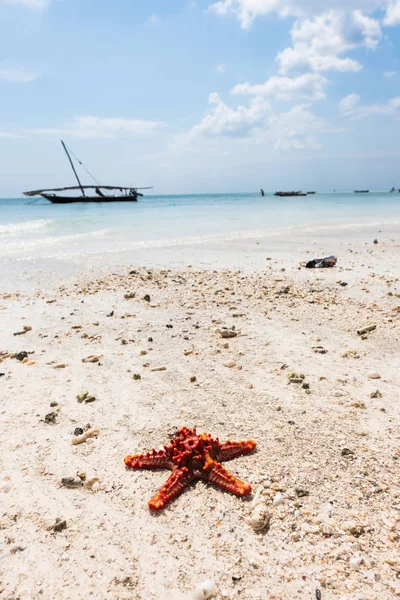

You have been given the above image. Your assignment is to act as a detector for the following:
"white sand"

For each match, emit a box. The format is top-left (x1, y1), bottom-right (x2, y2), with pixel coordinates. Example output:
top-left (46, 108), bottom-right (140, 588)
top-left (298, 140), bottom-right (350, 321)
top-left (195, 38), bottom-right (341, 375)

top-left (0, 237), bottom-right (399, 599)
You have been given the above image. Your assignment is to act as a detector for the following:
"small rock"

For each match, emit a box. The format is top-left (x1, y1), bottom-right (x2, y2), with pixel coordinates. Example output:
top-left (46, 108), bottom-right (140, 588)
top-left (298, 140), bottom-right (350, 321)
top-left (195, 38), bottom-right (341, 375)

top-left (151, 366), bottom-right (167, 372)
top-left (224, 360), bottom-right (236, 368)
top-left (341, 448), bottom-right (354, 457)
top-left (370, 389), bottom-right (382, 398)
top-left (190, 376), bottom-right (197, 383)
top-left (85, 395), bottom-right (96, 404)
top-left (84, 476), bottom-right (101, 491)
top-left (53, 363), bottom-right (68, 369)
top-left (143, 294), bottom-right (151, 302)
top-left (44, 412), bottom-right (57, 425)
top-left (367, 372), bottom-right (381, 379)
top-left (340, 281), bottom-right (348, 287)
top-left (74, 427), bottom-right (84, 436)
top-left (106, 311), bottom-right (114, 317)
top-left (373, 239), bottom-right (378, 244)
top-left (350, 556), bottom-right (362, 571)
top-left (295, 488), bottom-right (310, 498)
top-left (124, 292), bottom-right (136, 300)
top-left (133, 373), bottom-right (141, 380)
top-left (218, 329), bottom-right (237, 339)
top-left (15, 351), bottom-right (29, 361)
top-left (49, 519), bottom-right (67, 533)
top-left (77, 392), bottom-right (89, 403)
top-left (82, 355), bottom-right (102, 363)
top-left (61, 476), bottom-right (83, 489)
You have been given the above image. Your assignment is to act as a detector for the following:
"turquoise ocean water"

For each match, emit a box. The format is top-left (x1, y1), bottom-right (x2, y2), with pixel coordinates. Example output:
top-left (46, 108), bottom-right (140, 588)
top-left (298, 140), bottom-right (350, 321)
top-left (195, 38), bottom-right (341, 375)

top-left (1, 192), bottom-right (400, 291)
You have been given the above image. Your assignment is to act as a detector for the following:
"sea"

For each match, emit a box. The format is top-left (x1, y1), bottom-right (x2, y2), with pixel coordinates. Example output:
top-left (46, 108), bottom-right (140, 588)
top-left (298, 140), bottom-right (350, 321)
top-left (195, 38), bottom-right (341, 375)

top-left (1, 192), bottom-right (400, 292)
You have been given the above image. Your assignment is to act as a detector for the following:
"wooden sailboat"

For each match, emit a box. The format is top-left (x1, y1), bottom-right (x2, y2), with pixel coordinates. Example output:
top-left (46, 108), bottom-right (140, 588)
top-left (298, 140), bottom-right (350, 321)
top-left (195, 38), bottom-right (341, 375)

top-left (23, 141), bottom-right (153, 204)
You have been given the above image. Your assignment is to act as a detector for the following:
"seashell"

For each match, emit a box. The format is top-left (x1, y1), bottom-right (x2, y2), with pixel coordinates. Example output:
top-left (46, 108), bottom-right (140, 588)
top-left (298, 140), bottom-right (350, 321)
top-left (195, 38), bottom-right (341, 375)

top-left (192, 579), bottom-right (216, 600)
top-left (248, 504), bottom-right (272, 532)
top-left (84, 476), bottom-right (101, 491)
top-left (272, 492), bottom-right (284, 506)
top-left (350, 556), bottom-right (362, 571)
top-left (367, 372), bottom-right (381, 379)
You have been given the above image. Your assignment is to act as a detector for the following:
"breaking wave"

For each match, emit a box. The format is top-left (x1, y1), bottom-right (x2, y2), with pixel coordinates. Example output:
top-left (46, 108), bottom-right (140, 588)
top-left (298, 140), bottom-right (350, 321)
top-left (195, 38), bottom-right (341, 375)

top-left (0, 219), bottom-right (55, 235)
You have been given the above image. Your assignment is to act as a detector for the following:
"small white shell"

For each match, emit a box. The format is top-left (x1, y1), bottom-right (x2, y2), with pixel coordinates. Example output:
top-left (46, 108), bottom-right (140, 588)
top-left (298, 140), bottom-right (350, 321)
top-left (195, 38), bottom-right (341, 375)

top-left (84, 476), bottom-right (101, 491)
top-left (272, 492), bottom-right (284, 506)
top-left (192, 579), bottom-right (216, 600)
top-left (248, 505), bottom-right (272, 532)
top-left (350, 556), bottom-right (362, 571)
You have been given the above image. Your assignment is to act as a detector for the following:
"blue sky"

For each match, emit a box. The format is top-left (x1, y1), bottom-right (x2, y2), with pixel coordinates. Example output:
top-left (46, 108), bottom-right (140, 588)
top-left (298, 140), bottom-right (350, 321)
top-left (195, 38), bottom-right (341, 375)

top-left (0, 0), bottom-right (400, 195)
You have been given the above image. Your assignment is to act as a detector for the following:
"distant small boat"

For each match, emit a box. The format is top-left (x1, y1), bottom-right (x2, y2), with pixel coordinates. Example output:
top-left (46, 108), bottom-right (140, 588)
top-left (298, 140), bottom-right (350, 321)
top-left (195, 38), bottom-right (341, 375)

top-left (307, 191), bottom-right (316, 194)
top-left (23, 140), bottom-right (153, 204)
top-left (354, 190), bottom-right (369, 193)
top-left (274, 191), bottom-right (307, 197)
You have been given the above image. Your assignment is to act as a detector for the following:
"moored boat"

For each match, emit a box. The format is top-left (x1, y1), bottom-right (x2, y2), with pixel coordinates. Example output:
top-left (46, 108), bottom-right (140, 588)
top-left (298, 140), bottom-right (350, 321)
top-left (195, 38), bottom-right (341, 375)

top-left (23, 141), bottom-right (152, 204)
top-left (274, 191), bottom-right (307, 197)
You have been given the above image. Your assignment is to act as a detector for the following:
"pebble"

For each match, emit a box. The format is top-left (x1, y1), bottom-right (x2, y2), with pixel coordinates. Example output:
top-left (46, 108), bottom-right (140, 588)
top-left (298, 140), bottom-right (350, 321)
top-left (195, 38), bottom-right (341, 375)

top-left (53, 363), bottom-right (68, 369)
top-left (192, 579), bottom-right (216, 600)
top-left (84, 476), bottom-right (101, 491)
top-left (224, 360), bottom-right (236, 368)
top-left (367, 372), bottom-right (381, 379)
top-left (272, 492), bottom-right (284, 506)
top-left (151, 366), bottom-right (167, 372)
top-left (350, 556), bottom-right (362, 571)
top-left (49, 518), bottom-right (67, 533)
top-left (44, 412), bottom-right (58, 425)
top-left (77, 392), bottom-right (89, 403)
top-left (61, 476), bottom-right (83, 489)
top-left (190, 376), bottom-right (197, 383)
top-left (82, 355), bottom-right (102, 363)
top-left (218, 329), bottom-right (237, 339)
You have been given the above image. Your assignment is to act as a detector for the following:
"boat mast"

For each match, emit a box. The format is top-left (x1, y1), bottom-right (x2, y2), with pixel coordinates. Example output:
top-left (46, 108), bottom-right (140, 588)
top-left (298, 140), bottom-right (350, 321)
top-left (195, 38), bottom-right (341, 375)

top-left (61, 140), bottom-right (86, 197)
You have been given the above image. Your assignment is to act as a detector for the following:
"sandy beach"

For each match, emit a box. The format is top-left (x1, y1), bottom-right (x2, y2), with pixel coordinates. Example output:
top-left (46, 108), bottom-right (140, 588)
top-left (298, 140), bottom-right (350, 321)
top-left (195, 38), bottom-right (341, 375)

top-left (1, 233), bottom-right (399, 600)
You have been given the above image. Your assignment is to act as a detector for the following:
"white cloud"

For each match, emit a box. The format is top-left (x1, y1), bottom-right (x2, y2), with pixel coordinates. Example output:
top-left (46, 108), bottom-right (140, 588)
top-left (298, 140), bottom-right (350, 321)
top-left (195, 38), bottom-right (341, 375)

top-left (216, 63), bottom-right (227, 73)
top-left (0, 0), bottom-right (49, 8)
top-left (209, 0), bottom-right (387, 29)
top-left (189, 92), bottom-right (326, 150)
top-left (0, 66), bottom-right (38, 82)
top-left (232, 72), bottom-right (327, 100)
top-left (0, 132), bottom-right (27, 138)
top-left (276, 10), bottom-right (381, 74)
top-left (341, 95), bottom-right (400, 118)
top-left (339, 92), bottom-right (360, 113)
top-left (30, 116), bottom-right (165, 139)
top-left (191, 92), bottom-right (272, 137)
top-left (383, 1), bottom-right (400, 25)
top-left (384, 70), bottom-right (396, 78)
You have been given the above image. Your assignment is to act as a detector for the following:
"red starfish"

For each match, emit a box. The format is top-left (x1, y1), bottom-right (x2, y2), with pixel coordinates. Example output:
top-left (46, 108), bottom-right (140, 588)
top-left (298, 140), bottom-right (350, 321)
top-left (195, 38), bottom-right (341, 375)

top-left (124, 427), bottom-right (256, 511)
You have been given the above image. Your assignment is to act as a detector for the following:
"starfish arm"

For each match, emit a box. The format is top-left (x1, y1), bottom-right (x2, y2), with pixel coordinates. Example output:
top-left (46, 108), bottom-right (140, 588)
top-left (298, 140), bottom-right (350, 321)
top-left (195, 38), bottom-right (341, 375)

top-left (149, 467), bottom-right (194, 511)
top-left (217, 439), bottom-right (256, 462)
top-left (203, 459), bottom-right (252, 497)
top-left (124, 447), bottom-right (173, 470)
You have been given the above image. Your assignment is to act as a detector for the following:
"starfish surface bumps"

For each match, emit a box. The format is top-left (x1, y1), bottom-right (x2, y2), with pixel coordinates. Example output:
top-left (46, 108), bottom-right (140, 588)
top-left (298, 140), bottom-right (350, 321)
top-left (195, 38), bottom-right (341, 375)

top-left (124, 427), bottom-right (256, 511)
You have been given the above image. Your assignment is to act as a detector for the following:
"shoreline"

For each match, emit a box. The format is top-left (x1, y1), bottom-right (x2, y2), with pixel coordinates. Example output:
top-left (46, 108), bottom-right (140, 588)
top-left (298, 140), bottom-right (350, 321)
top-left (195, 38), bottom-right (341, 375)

top-left (1, 252), bottom-right (399, 598)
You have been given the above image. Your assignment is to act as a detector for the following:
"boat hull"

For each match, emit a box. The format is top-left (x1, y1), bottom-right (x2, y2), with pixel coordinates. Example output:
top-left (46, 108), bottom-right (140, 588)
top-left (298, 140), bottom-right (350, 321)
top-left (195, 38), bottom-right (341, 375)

top-left (42, 194), bottom-right (139, 204)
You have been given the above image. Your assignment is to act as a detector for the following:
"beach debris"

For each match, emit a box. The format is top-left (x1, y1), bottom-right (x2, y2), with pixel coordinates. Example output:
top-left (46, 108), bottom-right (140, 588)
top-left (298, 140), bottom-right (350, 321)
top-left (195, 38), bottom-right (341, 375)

top-left (295, 487), bottom-right (310, 498)
top-left (124, 292), bottom-right (136, 300)
top-left (166, 324), bottom-right (173, 329)
top-left (217, 328), bottom-right (237, 339)
top-left (184, 349), bottom-right (193, 356)
top-left (133, 373), bottom-right (142, 380)
top-left (373, 239), bottom-right (378, 244)
top-left (288, 372), bottom-right (305, 383)
top-left (82, 355), bottom-right (102, 363)
top-left (124, 426), bottom-right (256, 511)
top-left (272, 493), bottom-right (284, 506)
top-left (15, 351), bottom-right (29, 362)
top-left (74, 427), bottom-right (84, 436)
top-left (61, 476), bottom-right (83, 489)
top-left (13, 325), bottom-right (32, 336)
top-left (49, 518), bottom-right (67, 533)
top-left (224, 360), bottom-right (237, 368)
top-left (349, 556), bottom-right (362, 571)
top-left (77, 392), bottom-right (89, 403)
top-left (341, 448), bottom-right (355, 457)
top-left (44, 412), bottom-right (58, 425)
top-left (53, 363), bottom-right (68, 369)
top-left (84, 476), bottom-right (101, 491)
top-left (357, 324), bottom-right (376, 336)
top-left (72, 428), bottom-right (100, 445)
top-left (313, 346), bottom-right (327, 354)
top-left (342, 349), bottom-right (360, 359)
top-left (367, 372), bottom-right (381, 379)
top-left (0, 372), bottom-right (4, 377)
top-left (342, 521), bottom-right (365, 537)
top-left (106, 310), bottom-right (114, 317)
top-left (150, 366), bottom-right (167, 372)
top-left (143, 294), bottom-right (151, 302)
top-left (190, 376), bottom-right (197, 383)
top-left (305, 256), bottom-right (337, 269)
top-left (370, 389), bottom-right (382, 398)
top-left (248, 504), bottom-right (272, 532)
top-left (192, 579), bottom-right (217, 600)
